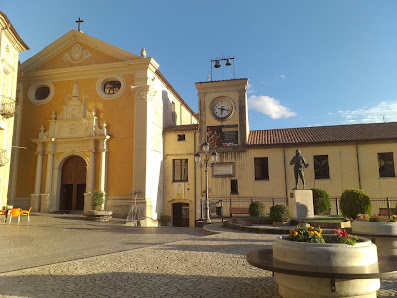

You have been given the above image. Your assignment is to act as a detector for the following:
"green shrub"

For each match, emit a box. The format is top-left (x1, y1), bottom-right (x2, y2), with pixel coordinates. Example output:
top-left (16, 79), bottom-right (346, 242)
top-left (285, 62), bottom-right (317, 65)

top-left (270, 205), bottom-right (291, 222)
top-left (158, 214), bottom-right (171, 226)
top-left (91, 189), bottom-right (104, 209)
top-left (249, 201), bottom-right (266, 217)
top-left (312, 188), bottom-right (331, 215)
top-left (340, 188), bottom-right (371, 219)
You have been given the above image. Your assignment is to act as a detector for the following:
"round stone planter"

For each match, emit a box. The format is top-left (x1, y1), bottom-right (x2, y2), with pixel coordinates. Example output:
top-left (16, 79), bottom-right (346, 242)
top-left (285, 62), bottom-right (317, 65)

top-left (273, 235), bottom-right (380, 298)
top-left (86, 210), bottom-right (113, 222)
top-left (351, 220), bottom-right (397, 256)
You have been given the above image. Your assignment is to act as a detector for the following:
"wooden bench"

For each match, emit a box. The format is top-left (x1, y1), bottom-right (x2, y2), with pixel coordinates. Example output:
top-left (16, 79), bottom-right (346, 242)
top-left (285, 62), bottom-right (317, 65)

top-left (229, 207), bottom-right (249, 217)
top-left (379, 208), bottom-right (397, 218)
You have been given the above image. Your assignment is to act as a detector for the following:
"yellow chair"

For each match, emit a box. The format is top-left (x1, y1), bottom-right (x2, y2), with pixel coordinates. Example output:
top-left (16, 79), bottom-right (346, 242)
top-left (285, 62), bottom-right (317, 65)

top-left (9, 208), bottom-right (22, 223)
top-left (0, 209), bottom-right (6, 222)
top-left (21, 207), bottom-right (32, 222)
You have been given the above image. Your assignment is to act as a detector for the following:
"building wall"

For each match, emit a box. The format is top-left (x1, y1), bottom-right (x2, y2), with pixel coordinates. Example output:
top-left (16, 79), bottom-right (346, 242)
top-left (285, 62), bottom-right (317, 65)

top-left (0, 12), bottom-right (28, 208)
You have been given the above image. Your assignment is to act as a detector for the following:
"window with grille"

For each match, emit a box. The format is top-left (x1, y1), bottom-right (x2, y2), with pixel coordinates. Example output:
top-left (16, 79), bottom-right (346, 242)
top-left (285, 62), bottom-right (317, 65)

top-left (378, 152), bottom-right (395, 177)
top-left (313, 155), bottom-right (330, 179)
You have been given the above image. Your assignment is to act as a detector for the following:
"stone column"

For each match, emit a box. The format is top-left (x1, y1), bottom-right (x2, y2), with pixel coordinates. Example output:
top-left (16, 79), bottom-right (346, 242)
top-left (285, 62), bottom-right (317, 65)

top-left (99, 138), bottom-right (108, 193)
top-left (31, 143), bottom-right (44, 211)
top-left (41, 142), bottom-right (55, 212)
top-left (84, 142), bottom-right (96, 214)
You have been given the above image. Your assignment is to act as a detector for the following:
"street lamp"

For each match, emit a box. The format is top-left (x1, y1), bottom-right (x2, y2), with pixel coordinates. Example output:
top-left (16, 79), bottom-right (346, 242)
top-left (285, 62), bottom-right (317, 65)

top-left (195, 142), bottom-right (218, 225)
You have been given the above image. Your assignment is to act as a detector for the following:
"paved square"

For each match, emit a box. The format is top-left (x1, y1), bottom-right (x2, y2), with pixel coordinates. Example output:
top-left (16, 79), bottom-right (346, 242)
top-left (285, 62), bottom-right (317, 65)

top-left (0, 214), bottom-right (395, 297)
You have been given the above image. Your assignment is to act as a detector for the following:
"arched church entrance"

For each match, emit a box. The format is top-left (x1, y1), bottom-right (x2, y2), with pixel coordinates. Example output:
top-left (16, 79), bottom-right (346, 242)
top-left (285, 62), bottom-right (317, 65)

top-left (59, 156), bottom-right (87, 211)
top-left (172, 203), bottom-right (189, 227)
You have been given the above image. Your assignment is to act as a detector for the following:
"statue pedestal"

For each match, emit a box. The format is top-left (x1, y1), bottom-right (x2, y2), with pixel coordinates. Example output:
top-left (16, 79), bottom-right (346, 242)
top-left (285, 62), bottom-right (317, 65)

top-left (288, 190), bottom-right (314, 219)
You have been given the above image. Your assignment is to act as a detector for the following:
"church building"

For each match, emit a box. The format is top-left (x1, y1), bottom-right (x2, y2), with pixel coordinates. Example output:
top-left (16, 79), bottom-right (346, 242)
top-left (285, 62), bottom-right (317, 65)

top-left (11, 29), bottom-right (197, 224)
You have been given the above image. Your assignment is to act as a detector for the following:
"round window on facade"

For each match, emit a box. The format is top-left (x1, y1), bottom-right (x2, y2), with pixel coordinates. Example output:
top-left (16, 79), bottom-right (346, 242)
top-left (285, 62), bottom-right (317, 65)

top-left (96, 75), bottom-right (125, 100)
top-left (28, 82), bottom-right (54, 104)
top-left (103, 80), bottom-right (121, 95)
top-left (35, 86), bottom-right (50, 100)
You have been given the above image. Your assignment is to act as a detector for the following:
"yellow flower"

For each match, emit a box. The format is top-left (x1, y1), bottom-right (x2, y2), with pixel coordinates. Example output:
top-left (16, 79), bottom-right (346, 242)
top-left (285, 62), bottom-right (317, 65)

top-left (314, 231), bottom-right (321, 237)
top-left (318, 228), bottom-right (322, 234)
top-left (308, 226), bottom-right (314, 231)
top-left (308, 231), bottom-right (314, 236)
top-left (293, 231), bottom-right (298, 236)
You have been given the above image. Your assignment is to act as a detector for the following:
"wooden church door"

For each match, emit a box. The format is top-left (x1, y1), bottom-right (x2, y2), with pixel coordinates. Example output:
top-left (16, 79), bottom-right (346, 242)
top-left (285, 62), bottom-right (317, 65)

top-left (60, 156), bottom-right (87, 211)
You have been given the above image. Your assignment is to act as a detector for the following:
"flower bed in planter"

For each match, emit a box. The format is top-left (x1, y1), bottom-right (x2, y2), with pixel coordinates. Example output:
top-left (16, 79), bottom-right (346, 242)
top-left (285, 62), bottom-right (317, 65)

top-left (351, 214), bottom-right (397, 256)
top-left (273, 234), bottom-right (379, 297)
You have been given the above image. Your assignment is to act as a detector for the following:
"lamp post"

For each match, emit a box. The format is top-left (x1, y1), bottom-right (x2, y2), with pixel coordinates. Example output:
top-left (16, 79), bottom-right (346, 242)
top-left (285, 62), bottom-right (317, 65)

top-left (195, 142), bottom-right (218, 225)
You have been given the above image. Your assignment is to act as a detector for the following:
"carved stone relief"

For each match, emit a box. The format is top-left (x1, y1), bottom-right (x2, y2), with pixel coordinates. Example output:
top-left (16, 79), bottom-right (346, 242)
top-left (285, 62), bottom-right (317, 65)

top-left (63, 43), bottom-right (92, 64)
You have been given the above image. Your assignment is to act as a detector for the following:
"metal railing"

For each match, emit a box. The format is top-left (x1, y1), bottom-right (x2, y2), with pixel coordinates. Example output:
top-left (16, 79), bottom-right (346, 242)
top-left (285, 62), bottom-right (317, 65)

top-left (330, 197), bottom-right (397, 215)
top-left (201, 197), bottom-right (397, 219)
top-left (0, 95), bottom-right (17, 118)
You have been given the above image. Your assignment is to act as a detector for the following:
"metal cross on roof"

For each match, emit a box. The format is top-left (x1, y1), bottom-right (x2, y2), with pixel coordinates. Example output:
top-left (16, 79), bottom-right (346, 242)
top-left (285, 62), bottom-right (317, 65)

top-left (76, 17), bottom-right (84, 31)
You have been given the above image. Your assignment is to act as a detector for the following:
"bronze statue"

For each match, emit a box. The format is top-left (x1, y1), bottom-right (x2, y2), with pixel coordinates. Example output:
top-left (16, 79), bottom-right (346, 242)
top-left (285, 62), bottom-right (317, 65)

top-left (290, 149), bottom-right (309, 189)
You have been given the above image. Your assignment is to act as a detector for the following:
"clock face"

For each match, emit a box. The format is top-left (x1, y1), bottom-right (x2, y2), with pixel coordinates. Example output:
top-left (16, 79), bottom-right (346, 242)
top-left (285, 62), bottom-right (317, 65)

top-left (210, 97), bottom-right (234, 120)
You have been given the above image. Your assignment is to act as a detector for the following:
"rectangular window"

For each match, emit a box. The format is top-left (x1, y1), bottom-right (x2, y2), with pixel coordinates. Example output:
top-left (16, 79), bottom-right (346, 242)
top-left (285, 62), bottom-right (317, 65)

top-left (378, 152), bottom-right (395, 177)
top-left (231, 179), bottom-right (238, 194)
top-left (173, 159), bottom-right (188, 181)
top-left (313, 155), bottom-right (330, 179)
top-left (177, 134), bottom-right (185, 141)
top-left (254, 157), bottom-right (269, 180)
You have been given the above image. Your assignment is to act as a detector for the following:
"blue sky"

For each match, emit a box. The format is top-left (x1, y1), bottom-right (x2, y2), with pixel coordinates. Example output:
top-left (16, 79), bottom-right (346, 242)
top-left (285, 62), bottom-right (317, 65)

top-left (3, 1), bottom-right (397, 130)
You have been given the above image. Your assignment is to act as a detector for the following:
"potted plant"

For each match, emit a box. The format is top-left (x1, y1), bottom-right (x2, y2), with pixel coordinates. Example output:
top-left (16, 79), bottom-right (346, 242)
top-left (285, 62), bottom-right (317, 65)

top-left (86, 189), bottom-right (113, 221)
top-left (158, 214), bottom-right (171, 226)
top-left (269, 204), bottom-right (291, 226)
top-left (273, 225), bottom-right (380, 297)
top-left (351, 213), bottom-right (397, 256)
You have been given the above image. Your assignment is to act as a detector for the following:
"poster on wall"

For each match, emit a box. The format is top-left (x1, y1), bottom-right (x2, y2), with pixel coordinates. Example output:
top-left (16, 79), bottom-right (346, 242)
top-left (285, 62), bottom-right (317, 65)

top-left (207, 125), bottom-right (238, 147)
top-left (175, 183), bottom-right (184, 200)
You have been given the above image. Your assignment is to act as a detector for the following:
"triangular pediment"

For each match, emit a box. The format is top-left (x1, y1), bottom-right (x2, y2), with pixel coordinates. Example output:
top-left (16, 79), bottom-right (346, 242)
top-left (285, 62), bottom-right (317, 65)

top-left (20, 29), bottom-right (140, 72)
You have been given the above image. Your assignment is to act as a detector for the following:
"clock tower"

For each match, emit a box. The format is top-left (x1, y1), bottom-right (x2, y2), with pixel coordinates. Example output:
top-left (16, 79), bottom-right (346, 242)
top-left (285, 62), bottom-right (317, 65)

top-left (195, 78), bottom-right (249, 150)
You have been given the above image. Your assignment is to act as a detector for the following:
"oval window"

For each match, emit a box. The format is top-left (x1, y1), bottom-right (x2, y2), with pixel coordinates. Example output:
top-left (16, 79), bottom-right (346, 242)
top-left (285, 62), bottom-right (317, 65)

top-left (103, 81), bottom-right (121, 95)
top-left (35, 86), bottom-right (50, 100)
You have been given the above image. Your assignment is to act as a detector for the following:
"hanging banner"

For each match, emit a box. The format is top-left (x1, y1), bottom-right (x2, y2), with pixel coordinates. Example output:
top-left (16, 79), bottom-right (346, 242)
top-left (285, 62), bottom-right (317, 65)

top-left (175, 183), bottom-right (184, 200)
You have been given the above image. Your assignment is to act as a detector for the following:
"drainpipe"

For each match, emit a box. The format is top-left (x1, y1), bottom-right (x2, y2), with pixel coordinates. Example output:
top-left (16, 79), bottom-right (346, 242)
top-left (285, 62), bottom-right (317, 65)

top-left (283, 147), bottom-right (288, 204)
top-left (356, 144), bottom-right (362, 189)
top-left (194, 130), bottom-right (197, 224)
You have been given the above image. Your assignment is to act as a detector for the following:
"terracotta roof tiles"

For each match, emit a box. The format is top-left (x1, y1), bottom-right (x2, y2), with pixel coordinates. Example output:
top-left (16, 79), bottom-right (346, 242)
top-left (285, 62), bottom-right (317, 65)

top-left (248, 122), bottom-right (397, 146)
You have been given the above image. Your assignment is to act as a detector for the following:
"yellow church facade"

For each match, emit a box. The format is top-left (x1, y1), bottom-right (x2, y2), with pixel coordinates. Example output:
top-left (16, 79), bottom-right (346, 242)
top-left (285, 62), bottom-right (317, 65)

top-left (11, 29), bottom-right (197, 223)
top-left (163, 79), bottom-right (397, 227)
top-left (0, 11), bottom-right (28, 210)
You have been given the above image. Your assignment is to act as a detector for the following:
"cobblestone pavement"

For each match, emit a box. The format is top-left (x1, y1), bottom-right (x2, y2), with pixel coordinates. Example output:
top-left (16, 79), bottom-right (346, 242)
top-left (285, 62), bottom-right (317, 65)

top-left (0, 214), bottom-right (396, 297)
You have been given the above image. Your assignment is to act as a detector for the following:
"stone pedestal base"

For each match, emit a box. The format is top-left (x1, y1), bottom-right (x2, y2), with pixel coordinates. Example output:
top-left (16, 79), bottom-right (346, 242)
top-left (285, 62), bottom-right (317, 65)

top-left (84, 193), bottom-right (93, 215)
top-left (40, 193), bottom-right (54, 212)
top-left (86, 210), bottom-right (112, 221)
top-left (30, 193), bottom-right (41, 212)
top-left (288, 190), bottom-right (314, 219)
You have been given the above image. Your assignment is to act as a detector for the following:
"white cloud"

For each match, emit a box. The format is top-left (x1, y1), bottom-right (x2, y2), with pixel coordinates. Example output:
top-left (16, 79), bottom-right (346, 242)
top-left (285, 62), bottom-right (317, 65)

top-left (280, 74), bottom-right (287, 79)
top-left (247, 83), bottom-right (254, 94)
top-left (335, 101), bottom-right (397, 124)
top-left (248, 95), bottom-right (297, 119)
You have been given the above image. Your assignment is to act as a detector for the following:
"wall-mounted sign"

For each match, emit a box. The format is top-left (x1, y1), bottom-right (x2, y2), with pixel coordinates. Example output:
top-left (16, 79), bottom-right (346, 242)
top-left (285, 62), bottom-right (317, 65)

top-left (207, 124), bottom-right (238, 147)
top-left (213, 163), bottom-right (234, 177)
top-left (175, 183), bottom-right (184, 200)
